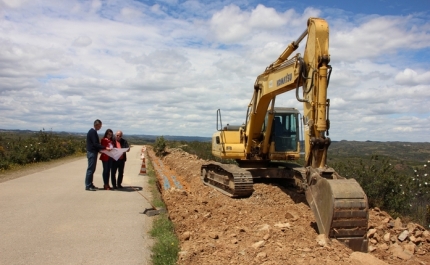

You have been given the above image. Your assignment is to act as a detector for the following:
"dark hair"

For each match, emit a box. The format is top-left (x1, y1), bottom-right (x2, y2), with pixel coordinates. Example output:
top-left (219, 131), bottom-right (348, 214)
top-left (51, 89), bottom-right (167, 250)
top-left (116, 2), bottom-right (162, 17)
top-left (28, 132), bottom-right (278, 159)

top-left (94, 119), bottom-right (102, 126)
top-left (104, 129), bottom-right (113, 139)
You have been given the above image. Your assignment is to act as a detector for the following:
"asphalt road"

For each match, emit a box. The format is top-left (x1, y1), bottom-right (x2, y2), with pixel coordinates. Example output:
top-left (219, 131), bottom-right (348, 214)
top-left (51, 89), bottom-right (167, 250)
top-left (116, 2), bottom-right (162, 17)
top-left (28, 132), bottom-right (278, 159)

top-left (0, 145), bottom-right (154, 265)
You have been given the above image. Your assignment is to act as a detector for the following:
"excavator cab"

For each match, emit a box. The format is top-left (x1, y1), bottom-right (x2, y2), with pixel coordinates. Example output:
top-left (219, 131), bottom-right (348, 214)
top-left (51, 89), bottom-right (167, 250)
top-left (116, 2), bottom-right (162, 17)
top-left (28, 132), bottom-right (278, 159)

top-left (266, 108), bottom-right (300, 160)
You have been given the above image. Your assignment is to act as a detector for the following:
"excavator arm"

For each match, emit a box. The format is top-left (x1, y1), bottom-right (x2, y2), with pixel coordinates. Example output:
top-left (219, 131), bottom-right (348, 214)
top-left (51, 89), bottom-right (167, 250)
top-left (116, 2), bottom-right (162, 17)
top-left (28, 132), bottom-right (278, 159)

top-left (247, 18), bottom-right (331, 167)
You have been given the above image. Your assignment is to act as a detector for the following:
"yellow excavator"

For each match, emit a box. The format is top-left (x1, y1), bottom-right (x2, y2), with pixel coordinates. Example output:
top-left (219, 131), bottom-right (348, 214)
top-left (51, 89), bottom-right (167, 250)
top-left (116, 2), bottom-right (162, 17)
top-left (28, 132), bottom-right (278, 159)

top-left (201, 17), bottom-right (369, 252)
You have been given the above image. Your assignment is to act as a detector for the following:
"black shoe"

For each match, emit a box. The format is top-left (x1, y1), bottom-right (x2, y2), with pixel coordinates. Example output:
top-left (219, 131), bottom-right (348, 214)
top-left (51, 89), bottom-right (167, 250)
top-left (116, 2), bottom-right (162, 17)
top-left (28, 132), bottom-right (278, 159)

top-left (86, 187), bottom-right (97, 191)
top-left (90, 185), bottom-right (98, 189)
top-left (117, 185), bottom-right (123, 189)
top-left (112, 186), bottom-right (117, 190)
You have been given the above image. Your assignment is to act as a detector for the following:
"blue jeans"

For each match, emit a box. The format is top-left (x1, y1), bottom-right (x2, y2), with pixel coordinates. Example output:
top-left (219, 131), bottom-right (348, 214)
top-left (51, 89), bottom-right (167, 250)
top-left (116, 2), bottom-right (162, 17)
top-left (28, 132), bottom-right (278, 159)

top-left (85, 152), bottom-right (98, 189)
top-left (102, 159), bottom-right (113, 185)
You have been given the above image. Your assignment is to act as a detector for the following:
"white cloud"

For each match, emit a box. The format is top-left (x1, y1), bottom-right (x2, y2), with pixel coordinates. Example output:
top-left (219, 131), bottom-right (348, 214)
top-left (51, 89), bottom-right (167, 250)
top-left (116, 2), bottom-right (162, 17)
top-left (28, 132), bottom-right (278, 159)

top-left (72, 36), bottom-right (92, 47)
top-left (331, 16), bottom-right (430, 62)
top-left (91, 0), bottom-right (102, 13)
top-left (210, 4), bottom-right (251, 43)
top-left (395, 68), bottom-right (430, 86)
top-left (0, 0), bottom-right (29, 8)
top-left (0, 1), bottom-right (429, 142)
top-left (249, 4), bottom-right (286, 29)
top-left (119, 7), bottom-right (144, 20)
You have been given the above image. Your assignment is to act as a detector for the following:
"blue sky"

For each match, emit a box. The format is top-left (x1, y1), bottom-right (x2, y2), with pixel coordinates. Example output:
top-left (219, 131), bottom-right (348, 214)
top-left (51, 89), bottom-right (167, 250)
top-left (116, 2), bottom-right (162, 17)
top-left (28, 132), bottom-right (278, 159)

top-left (279, 0), bottom-right (430, 15)
top-left (0, 0), bottom-right (429, 142)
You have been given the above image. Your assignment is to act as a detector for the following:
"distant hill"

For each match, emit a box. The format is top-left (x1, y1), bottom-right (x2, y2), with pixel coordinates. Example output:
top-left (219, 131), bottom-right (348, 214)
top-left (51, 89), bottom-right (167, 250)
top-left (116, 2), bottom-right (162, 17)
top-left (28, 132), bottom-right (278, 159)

top-left (130, 134), bottom-right (211, 142)
top-left (0, 129), bottom-right (211, 142)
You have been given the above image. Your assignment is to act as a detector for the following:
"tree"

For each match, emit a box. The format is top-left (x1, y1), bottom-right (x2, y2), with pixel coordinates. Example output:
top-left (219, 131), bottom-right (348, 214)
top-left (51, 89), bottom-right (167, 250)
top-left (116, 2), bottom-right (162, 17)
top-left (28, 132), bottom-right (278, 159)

top-left (154, 136), bottom-right (167, 157)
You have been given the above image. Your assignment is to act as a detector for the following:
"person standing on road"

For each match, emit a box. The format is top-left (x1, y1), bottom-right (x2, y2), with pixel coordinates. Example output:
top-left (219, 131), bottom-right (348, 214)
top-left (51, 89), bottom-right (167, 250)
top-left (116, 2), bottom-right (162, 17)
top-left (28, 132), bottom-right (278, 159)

top-left (111, 130), bottom-right (130, 189)
top-left (85, 119), bottom-right (111, 191)
top-left (100, 129), bottom-right (114, 190)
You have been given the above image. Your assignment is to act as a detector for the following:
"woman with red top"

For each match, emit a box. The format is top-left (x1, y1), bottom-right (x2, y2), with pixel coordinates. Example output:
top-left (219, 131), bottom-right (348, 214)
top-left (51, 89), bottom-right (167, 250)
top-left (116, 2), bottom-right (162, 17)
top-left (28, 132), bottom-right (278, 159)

top-left (100, 129), bottom-right (114, 190)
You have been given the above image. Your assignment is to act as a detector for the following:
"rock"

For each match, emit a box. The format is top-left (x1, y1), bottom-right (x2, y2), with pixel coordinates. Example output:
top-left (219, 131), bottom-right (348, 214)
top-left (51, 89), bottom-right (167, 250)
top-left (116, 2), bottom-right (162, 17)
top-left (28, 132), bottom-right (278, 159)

top-left (208, 232), bottom-right (219, 239)
top-left (394, 217), bottom-right (403, 230)
top-left (414, 230), bottom-right (423, 237)
top-left (383, 232), bottom-right (390, 242)
top-left (231, 238), bottom-right (238, 244)
top-left (182, 231), bottom-right (191, 240)
top-left (398, 230), bottom-right (409, 241)
top-left (423, 230), bottom-right (430, 237)
top-left (409, 235), bottom-right (423, 244)
top-left (416, 223), bottom-right (426, 230)
top-left (407, 222), bottom-right (416, 233)
top-left (374, 232), bottom-right (381, 242)
top-left (256, 252), bottom-right (267, 258)
top-left (404, 242), bottom-right (415, 254)
top-left (349, 252), bottom-right (389, 265)
top-left (368, 245), bottom-right (377, 252)
top-left (178, 251), bottom-right (188, 259)
top-left (390, 243), bottom-right (413, 260)
top-left (367, 228), bottom-right (377, 238)
top-left (275, 242), bottom-right (284, 248)
top-left (382, 217), bottom-right (390, 223)
top-left (274, 222), bottom-right (291, 229)
top-left (387, 221), bottom-right (394, 228)
top-left (252, 240), bottom-right (265, 249)
top-left (259, 224), bottom-right (270, 231)
top-left (285, 211), bottom-right (299, 221)
top-left (379, 243), bottom-right (389, 250)
top-left (263, 234), bottom-right (270, 241)
top-left (393, 248), bottom-right (413, 260)
top-left (316, 234), bottom-right (328, 247)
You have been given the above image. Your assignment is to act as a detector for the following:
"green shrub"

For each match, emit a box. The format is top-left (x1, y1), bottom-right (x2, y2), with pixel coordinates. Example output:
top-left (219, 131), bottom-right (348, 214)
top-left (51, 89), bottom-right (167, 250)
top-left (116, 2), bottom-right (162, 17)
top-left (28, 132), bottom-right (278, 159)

top-left (334, 156), bottom-right (430, 227)
top-left (0, 130), bottom-right (86, 171)
top-left (154, 136), bottom-right (167, 157)
top-left (334, 155), bottom-right (410, 214)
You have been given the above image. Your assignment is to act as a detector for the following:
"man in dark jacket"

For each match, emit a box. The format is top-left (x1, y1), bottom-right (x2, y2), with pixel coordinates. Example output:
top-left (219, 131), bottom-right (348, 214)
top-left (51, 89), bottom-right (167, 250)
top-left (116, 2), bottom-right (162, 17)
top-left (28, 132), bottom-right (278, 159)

top-left (111, 130), bottom-right (130, 189)
top-left (85, 119), bottom-right (111, 191)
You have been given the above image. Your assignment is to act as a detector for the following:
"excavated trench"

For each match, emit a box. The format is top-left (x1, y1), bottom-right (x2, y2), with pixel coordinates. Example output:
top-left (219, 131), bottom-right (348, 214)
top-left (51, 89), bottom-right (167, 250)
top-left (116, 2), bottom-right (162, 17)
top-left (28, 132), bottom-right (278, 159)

top-left (146, 146), bottom-right (430, 265)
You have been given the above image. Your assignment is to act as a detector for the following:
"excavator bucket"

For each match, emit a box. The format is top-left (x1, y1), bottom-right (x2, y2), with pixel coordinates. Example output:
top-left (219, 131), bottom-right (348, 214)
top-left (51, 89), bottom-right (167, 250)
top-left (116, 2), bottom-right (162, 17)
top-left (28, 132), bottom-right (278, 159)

top-left (305, 178), bottom-right (369, 252)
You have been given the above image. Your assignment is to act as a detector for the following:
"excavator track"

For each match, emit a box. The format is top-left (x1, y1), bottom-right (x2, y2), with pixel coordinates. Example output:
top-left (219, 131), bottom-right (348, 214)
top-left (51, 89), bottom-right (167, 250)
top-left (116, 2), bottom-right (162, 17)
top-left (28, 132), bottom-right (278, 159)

top-left (201, 162), bottom-right (253, 197)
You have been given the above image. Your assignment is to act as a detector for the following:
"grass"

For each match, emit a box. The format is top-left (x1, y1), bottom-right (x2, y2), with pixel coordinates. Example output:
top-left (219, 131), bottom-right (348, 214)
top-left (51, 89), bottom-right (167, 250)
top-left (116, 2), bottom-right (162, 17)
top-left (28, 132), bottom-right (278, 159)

top-left (146, 155), bottom-right (180, 265)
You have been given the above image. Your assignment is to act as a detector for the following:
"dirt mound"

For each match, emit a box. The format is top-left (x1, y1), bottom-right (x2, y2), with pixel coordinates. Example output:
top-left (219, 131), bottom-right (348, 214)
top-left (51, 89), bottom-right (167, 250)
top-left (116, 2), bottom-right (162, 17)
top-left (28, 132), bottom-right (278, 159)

top-left (147, 147), bottom-right (430, 264)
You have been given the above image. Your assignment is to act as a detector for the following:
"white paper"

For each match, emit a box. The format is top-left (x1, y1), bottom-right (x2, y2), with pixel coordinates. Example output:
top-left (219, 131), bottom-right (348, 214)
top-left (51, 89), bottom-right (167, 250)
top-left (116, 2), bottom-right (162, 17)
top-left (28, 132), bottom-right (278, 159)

top-left (100, 148), bottom-right (129, 161)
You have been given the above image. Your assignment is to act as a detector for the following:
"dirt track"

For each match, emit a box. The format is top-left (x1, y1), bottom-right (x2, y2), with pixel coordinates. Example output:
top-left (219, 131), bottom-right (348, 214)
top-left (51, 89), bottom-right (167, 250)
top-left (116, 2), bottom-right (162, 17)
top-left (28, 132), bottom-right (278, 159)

top-left (147, 147), bottom-right (430, 265)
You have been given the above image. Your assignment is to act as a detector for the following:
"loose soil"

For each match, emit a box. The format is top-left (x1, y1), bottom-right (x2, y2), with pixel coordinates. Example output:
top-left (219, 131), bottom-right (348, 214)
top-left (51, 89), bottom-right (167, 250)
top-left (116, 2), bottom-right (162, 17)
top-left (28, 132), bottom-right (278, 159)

top-left (147, 146), bottom-right (430, 265)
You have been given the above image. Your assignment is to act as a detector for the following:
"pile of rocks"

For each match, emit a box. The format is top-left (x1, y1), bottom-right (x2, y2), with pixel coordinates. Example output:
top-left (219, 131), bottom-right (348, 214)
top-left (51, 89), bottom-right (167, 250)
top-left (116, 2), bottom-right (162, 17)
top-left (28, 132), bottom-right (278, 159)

top-left (367, 207), bottom-right (430, 262)
top-left (149, 147), bottom-right (430, 264)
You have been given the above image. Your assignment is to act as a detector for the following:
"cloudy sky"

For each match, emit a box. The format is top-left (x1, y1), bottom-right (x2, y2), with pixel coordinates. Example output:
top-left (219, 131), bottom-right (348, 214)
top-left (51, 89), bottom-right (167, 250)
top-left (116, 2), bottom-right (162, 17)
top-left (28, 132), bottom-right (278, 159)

top-left (0, 0), bottom-right (429, 142)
